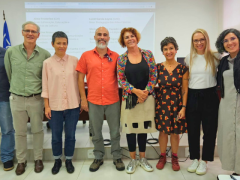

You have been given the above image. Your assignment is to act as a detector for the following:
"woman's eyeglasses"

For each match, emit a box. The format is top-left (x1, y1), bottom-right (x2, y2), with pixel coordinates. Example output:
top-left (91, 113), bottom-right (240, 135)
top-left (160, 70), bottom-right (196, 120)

top-left (193, 39), bottom-right (206, 44)
top-left (222, 37), bottom-right (237, 44)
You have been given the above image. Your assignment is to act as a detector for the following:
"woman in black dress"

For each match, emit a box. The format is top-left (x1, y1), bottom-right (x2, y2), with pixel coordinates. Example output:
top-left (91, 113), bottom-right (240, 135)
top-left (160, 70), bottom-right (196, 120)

top-left (155, 37), bottom-right (189, 171)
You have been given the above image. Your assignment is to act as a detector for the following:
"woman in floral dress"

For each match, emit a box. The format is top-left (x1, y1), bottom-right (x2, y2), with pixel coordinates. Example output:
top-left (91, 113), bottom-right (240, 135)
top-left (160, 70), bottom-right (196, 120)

top-left (155, 37), bottom-right (189, 171)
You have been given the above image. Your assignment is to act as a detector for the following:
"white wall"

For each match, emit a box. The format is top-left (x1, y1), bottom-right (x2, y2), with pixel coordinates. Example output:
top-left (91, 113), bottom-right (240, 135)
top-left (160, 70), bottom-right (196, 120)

top-left (153, 0), bottom-right (220, 61)
top-left (222, 0), bottom-right (240, 30)
top-left (0, 0), bottom-right (222, 61)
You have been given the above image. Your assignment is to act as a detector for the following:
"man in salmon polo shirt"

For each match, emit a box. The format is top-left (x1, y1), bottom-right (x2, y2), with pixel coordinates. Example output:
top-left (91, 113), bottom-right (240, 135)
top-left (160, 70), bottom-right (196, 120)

top-left (76, 27), bottom-right (125, 172)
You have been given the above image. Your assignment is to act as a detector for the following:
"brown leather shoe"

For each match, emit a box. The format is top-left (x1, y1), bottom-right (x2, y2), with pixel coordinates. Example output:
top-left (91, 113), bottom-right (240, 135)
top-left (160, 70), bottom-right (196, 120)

top-left (15, 161), bottom-right (27, 175)
top-left (34, 160), bottom-right (44, 173)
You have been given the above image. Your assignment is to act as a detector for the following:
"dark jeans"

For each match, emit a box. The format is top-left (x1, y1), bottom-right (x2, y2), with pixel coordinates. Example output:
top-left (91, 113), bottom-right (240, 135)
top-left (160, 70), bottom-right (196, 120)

top-left (49, 107), bottom-right (80, 159)
top-left (0, 101), bottom-right (15, 163)
top-left (126, 121), bottom-right (148, 152)
top-left (186, 87), bottom-right (219, 161)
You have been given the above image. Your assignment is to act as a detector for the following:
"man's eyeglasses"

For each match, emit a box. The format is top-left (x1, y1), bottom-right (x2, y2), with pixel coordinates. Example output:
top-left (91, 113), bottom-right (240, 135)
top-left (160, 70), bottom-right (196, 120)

top-left (22, 30), bottom-right (39, 34)
top-left (193, 38), bottom-right (206, 44)
top-left (104, 54), bottom-right (112, 62)
top-left (222, 37), bottom-right (237, 44)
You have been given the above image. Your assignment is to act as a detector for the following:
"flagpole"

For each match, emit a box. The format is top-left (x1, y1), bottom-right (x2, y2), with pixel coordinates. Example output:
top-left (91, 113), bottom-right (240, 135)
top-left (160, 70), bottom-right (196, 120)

top-left (3, 10), bottom-right (5, 20)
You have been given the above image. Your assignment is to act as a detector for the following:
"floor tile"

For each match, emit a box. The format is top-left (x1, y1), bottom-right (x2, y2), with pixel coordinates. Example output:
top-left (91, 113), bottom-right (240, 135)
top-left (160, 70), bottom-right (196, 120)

top-left (24, 161), bottom-right (83, 180)
top-left (131, 160), bottom-right (185, 180)
top-left (179, 158), bottom-right (231, 180)
top-left (0, 158), bottom-right (232, 180)
top-left (77, 161), bottom-right (130, 180)
top-left (0, 162), bottom-right (34, 180)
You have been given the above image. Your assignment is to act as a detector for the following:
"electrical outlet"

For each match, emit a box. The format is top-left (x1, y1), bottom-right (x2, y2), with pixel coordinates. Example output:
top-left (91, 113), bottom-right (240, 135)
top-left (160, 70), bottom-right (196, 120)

top-left (87, 149), bottom-right (95, 159)
top-left (185, 147), bottom-right (189, 157)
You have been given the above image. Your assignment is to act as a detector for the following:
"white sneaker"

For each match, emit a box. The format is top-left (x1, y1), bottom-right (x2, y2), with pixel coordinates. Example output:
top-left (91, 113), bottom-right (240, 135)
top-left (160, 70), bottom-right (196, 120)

top-left (196, 160), bottom-right (207, 175)
top-left (187, 159), bottom-right (199, 173)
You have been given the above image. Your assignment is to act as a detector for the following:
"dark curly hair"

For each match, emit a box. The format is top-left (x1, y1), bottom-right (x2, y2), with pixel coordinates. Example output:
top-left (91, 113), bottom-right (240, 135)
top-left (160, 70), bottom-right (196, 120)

top-left (215, 28), bottom-right (240, 54)
top-left (160, 37), bottom-right (179, 52)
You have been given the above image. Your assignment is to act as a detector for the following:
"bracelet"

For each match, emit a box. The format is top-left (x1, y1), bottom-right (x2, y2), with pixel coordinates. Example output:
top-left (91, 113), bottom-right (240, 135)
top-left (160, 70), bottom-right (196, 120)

top-left (182, 105), bottom-right (186, 108)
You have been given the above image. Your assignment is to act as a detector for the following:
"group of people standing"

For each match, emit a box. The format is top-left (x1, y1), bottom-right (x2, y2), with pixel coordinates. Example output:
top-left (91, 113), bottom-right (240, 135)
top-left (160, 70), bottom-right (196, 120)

top-left (0, 21), bottom-right (239, 177)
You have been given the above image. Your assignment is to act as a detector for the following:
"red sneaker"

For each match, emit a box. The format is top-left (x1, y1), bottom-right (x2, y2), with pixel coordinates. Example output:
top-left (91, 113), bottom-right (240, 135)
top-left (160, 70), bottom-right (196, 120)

top-left (172, 155), bottom-right (180, 171)
top-left (156, 155), bottom-right (166, 170)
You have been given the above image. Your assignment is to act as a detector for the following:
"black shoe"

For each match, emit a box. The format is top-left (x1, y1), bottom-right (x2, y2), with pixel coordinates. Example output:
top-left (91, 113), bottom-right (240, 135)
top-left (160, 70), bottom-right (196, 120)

top-left (232, 173), bottom-right (240, 176)
top-left (3, 160), bottom-right (14, 171)
top-left (52, 159), bottom-right (62, 175)
top-left (65, 159), bottom-right (74, 174)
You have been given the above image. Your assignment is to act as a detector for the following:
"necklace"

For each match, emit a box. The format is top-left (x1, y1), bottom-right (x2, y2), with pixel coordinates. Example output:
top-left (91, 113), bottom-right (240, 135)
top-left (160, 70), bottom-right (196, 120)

top-left (165, 62), bottom-right (177, 67)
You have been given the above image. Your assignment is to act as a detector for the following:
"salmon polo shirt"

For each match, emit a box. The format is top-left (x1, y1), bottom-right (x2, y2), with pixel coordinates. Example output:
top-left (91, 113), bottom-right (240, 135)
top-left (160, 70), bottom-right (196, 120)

top-left (76, 47), bottom-right (119, 105)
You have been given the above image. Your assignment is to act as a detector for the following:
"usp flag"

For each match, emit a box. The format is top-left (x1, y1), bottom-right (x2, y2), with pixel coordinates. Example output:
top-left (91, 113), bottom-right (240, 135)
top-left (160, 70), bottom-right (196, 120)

top-left (3, 21), bottom-right (11, 49)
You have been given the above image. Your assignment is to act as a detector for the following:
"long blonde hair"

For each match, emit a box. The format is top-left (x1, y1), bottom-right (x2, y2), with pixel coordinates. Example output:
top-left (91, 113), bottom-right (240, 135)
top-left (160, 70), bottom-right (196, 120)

top-left (189, 29), bottom-right (218, 76)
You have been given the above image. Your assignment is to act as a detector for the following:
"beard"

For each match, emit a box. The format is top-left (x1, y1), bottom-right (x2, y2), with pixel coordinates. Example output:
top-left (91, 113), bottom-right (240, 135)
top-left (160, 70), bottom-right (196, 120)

top-left (95, 39), bottom-right (108, 49)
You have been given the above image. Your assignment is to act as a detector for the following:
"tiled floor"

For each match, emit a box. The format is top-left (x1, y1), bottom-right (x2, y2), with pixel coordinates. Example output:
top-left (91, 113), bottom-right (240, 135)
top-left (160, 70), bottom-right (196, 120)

top-left (0, 158), bottom-right (231, 180)
top-left (0, 121), bottom-right (232, 180)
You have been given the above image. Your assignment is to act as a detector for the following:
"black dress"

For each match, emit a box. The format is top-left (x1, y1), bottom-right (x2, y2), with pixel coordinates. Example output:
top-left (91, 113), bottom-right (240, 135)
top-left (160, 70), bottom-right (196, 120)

top-left (155, 63), bottom-right (188, 134)
top-left (125, 56), bottom-right (149, 109)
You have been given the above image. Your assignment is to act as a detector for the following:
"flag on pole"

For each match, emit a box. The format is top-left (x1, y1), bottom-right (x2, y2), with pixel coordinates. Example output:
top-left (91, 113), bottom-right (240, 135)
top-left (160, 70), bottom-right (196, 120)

top-left (3, 21), bottom-right (11, 49)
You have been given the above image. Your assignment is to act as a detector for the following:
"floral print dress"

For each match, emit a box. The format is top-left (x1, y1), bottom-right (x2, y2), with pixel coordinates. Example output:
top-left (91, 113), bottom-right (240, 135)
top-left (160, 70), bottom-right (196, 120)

top-left (155, 63), bottom-right (188, 134)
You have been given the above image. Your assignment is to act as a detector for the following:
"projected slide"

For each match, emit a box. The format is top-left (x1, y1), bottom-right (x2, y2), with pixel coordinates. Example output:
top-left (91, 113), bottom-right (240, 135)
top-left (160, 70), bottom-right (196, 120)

top-left (25, 2), bottom-right (155, 58)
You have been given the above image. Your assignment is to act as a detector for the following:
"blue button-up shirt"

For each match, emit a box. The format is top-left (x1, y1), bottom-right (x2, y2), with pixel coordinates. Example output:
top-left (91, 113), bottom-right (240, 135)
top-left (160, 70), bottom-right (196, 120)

top-left (0, 47), bottom-right (10, 102)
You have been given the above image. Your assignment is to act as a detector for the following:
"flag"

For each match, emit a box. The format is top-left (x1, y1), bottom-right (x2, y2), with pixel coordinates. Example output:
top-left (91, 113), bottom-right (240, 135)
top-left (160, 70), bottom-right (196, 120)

top-left (3, 21), bottom-right (11, 49)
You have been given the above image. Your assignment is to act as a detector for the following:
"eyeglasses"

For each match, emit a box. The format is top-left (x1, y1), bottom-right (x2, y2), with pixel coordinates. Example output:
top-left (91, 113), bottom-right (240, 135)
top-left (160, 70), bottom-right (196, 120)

top-left (23, 30), bottom-right (39, 34)
top-left (104, 53), bottom-right (112, 62)
top-left (193, 38), bottom-right (206, 44)
top-left (222, 37), bottom-right (237, 44)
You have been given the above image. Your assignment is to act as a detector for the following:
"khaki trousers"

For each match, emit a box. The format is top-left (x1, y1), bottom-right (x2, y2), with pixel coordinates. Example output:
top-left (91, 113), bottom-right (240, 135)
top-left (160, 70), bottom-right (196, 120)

top-left (9, 93), bottom-right (44, 163)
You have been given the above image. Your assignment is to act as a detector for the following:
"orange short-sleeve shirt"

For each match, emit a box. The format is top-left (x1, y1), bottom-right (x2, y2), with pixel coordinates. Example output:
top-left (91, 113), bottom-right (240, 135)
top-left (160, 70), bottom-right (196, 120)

top-left (76, 47), bottom-right (119, 105)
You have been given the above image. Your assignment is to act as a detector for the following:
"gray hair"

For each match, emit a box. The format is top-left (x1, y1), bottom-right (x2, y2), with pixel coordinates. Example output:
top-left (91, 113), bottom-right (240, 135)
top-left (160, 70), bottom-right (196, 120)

top-left (22, 21), bottom-right (40, 33)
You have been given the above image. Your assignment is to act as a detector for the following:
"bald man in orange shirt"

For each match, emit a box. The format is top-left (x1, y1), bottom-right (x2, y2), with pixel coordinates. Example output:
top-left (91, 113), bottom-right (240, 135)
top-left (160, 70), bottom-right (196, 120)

top-left (76, 27), bottom-right (124, 172)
